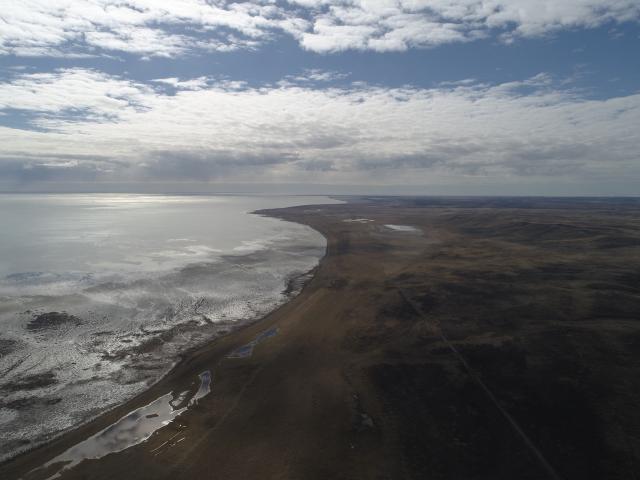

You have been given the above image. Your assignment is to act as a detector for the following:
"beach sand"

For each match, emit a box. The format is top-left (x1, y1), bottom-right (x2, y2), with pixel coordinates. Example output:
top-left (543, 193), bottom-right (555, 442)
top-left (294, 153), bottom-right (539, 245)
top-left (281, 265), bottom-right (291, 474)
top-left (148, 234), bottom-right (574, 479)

top-left (3, 196), bottom-right (640, 480)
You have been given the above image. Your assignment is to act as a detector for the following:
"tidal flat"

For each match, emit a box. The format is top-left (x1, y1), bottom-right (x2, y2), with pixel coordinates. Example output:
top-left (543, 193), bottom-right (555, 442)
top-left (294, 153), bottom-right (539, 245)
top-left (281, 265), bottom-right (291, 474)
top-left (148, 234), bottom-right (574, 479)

top-left (0, 194), bottom-right (333, 462)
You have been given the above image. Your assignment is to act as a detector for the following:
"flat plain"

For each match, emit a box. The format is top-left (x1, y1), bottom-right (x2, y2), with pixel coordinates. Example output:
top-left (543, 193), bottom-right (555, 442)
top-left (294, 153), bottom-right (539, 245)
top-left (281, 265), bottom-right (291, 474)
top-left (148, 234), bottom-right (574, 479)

top-left (2, 196), bottom-right (640, 480)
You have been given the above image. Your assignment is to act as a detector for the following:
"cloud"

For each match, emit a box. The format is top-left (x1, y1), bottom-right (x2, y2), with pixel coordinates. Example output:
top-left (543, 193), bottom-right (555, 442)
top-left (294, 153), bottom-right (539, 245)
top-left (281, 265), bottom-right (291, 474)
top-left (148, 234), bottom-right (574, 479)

top-left (0, 1), bottom-right (638, 57)
top-left (278, 69), bottom-right (351, 87)
top-left (0, 0), bottom-right (294, 57)
top-left (296, 69), bottom-right (351, 83)
top-left (0, 68), bottom-right (156, 130)
top-left (151, 77), bottom-right (212, 91)
top-left (298, 0), bottom-right (640, 52)
top-left (0, 68), bottom-right (639, 187)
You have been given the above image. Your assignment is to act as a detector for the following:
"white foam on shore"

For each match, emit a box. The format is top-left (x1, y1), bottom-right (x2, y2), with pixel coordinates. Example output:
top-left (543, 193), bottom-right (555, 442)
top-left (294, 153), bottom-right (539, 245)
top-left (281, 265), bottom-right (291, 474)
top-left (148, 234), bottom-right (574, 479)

top-left (384, 224), bottom-right (420, 232)
top-left (342, 218), bottom-right (373, 223)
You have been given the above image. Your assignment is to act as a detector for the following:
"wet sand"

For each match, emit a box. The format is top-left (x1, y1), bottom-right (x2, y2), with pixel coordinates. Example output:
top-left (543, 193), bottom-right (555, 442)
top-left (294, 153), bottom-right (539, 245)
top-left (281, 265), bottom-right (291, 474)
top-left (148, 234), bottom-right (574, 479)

top-left (2, 196), bottom-right (640, 479)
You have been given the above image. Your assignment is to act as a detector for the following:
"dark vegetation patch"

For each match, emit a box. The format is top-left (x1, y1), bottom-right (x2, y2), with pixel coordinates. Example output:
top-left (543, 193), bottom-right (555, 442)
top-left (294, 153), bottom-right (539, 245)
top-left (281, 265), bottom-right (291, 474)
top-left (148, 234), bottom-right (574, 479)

top-left (351, 199), bottom-right (640, 478)
top-left (335, 232), bottom-right (350, 255)
top-left (327, 277), bottom-right (349, 290)
top-left (504, 374), bottom-right (606, 480)
top-left (427, 208), bottom-right (640, 252)
top-left (616, 271), bottom-right (640, 286)
top-left (590, 291), bottom-right (640, 319)
top-left (586, 281), bottom-right (640, 294)
top-left (369, 342), bottom-right (607, 480)
top-left (377, 294), bottom-right (419, 321)
top-left (481, 221), bottom-right (606, 242)
top-left (372, 196), bottom-right (640, 210)
top-left (369, 362), bottom-right (548, 479)
top-left (526, 263), bottom-right (587, 281)
top-left (437, 280), bottom-right (523, 300)
top-left (343, 325), bottom-right (396, 354)
top-left (3, 396), bottom-right (62, 410)
top-left (0, 338), bottom-right (18, 356)
top-left (414, 292), bottom-right (439, 313)
top-left (26, 312), bottom-right (82, 331)
top-left (455, 341), bottom-right (527, 380)
top-left (594, 236), bottom-right (639, 249)
top-left (3, 372), bottom-right (57, 392)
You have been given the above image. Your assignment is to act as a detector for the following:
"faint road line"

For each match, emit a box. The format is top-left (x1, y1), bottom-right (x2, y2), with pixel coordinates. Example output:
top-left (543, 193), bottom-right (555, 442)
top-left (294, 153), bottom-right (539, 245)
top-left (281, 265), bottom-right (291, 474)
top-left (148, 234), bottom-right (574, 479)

top-left (398, 288), bottom-right (565, 480)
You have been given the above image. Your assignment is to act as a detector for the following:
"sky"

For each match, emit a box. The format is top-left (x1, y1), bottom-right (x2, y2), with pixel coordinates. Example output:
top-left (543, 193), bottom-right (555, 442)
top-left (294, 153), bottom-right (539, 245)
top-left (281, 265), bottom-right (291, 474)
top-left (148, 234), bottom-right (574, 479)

top-left (0, 1), bottom-right (639, 195)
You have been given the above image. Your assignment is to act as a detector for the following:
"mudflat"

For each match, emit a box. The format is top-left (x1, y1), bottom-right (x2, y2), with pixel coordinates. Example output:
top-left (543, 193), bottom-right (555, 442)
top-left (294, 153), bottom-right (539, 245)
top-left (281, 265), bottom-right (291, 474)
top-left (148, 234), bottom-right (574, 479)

top-left (3, 196), bottom-right (640, 480)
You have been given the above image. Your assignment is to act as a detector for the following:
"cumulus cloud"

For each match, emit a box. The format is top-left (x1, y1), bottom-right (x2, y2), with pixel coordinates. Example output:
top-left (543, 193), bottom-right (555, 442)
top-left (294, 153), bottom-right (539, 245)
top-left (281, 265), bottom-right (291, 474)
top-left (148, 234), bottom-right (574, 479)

top-left (0, 68), bottom-right (154, 116)
top-left (0, 67), bottom-right (638, 186)
top-left (0, 0), bottom-right (295, 57)
top-left (151, 77), bottom-right (212, 91)
top-left (298, 0), bottom-right (640, 52)
top-left (0, 1), bottom-right (638, 57)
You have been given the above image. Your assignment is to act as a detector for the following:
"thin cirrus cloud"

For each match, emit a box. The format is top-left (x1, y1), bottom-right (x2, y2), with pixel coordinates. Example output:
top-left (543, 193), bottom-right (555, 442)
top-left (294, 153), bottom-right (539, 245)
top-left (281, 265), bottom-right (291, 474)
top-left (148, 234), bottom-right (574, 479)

top-left (0, 1), bottom-right (639, 57)
top-left (0, 68), bottom-right (638, 186)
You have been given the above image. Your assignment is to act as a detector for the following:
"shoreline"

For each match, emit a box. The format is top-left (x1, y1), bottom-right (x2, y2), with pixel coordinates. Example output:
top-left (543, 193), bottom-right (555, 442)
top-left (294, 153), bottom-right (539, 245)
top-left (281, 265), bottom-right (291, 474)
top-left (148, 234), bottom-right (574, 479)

top-left (3, 197), bottom-right (640, 479)
top-left (0, 207), bottom-right (331, 477)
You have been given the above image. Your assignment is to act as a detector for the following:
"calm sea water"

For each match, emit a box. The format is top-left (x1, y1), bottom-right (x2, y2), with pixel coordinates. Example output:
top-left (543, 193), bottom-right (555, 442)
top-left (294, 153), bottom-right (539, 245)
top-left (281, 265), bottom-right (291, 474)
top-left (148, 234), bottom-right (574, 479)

top-left (0, 194), bottom-right (336, 460)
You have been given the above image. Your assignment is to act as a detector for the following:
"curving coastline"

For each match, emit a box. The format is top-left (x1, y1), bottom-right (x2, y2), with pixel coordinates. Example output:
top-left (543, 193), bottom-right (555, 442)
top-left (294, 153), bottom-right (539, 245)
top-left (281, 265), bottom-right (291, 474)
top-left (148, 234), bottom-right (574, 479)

top-left (0, 204), bottom-right (333, 479)
top-left (0, 195), bottom-right (334, 464)
top-left (3, 197), bottom-right (640, 480)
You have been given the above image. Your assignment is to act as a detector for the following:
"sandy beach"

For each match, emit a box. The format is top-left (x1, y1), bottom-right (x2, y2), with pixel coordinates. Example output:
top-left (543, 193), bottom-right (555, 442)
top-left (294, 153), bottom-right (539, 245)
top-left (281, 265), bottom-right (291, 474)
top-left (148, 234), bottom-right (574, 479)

top-left (2, 196), bottom-right (640, 480)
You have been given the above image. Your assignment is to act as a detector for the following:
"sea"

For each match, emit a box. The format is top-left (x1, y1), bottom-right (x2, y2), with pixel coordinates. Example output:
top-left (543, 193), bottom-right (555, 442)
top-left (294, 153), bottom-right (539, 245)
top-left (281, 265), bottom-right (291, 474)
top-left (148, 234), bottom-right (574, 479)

top-left (0, 194), bottom-right (336, 461)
